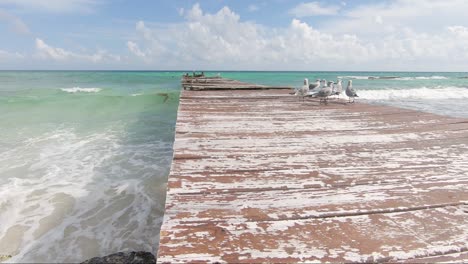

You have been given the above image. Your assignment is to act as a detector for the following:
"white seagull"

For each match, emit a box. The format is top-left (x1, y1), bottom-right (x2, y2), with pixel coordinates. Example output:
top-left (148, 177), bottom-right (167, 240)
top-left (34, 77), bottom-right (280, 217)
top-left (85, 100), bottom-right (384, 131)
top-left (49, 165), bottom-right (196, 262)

top-left (317, 82), bottom-right (333, 104)
top-left (309, 79), bottom-right (321, 91)
top-left (345, 80), bottom-right (358, 103)
top-left (332, 79), bottom-right (343, 97)
top-left (295, 78), bottom-right (310, 100)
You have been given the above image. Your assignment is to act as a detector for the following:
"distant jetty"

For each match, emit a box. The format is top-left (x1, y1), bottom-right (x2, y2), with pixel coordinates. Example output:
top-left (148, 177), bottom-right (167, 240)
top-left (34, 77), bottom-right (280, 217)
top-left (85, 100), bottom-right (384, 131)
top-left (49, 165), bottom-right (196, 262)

top-left (157, 78), bottom-right (468, 263)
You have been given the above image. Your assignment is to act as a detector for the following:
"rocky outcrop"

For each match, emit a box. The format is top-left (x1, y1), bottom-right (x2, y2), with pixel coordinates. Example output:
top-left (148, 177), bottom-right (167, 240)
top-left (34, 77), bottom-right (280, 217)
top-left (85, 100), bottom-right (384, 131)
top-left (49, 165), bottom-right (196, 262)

top-left (81, 251), bottom-right (155, 264)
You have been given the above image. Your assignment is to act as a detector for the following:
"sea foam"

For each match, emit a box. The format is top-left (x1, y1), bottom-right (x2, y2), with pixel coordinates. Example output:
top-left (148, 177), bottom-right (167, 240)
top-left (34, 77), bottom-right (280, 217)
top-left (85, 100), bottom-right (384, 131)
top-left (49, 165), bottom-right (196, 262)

top-left (61, 87), bottom-right (102, 93)
top-left (338, 76), bottom-right (449, 80)
top-left (358, 86), bottom-right (468, 100)
top-left (0, 125), bottom-right (172, 263)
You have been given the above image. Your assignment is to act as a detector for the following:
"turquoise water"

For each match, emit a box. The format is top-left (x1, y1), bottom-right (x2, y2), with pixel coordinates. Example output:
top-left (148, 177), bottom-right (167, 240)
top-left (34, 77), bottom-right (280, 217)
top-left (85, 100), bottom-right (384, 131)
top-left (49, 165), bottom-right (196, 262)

top-left (0, 71), bottom-right (467, 262)
top-left (219, 71), bottom-right (468, 117)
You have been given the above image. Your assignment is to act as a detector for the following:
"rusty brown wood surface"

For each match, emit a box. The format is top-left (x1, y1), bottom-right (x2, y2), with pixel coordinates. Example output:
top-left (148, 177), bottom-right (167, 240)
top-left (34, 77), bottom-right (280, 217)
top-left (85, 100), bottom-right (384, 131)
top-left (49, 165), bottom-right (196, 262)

top-left (158, 89), bottom-right (468, 263)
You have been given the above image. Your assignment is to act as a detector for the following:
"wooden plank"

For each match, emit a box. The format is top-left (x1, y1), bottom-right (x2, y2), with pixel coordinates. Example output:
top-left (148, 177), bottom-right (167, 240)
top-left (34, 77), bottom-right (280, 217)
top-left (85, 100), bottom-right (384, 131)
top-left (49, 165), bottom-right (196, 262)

top-left (158, 89), bottom-right (468, 263)
top-left (159, 206), bottom-right (467, 263)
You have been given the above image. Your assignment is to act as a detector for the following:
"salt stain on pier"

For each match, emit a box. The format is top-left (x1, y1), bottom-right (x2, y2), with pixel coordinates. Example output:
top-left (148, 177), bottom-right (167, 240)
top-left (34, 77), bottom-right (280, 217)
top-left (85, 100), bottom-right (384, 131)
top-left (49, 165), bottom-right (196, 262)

top-left (158, 87), bottom-right (468, 263)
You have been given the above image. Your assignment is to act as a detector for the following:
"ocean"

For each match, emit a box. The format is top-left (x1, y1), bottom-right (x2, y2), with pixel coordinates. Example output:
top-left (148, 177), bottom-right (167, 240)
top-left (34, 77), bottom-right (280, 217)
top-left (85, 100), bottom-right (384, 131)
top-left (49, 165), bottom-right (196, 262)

top-left (0, 71), bottom-right (467, 262)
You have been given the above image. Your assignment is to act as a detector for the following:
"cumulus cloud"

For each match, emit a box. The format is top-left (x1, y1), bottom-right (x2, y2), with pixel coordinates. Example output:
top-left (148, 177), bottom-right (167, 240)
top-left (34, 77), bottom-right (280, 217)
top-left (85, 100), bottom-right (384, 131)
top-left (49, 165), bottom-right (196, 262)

top-left (323, 0), bottom-right (468, 37)
top-left (124, 2), bottom-right (468, 70)
top-left (126, 4), bottom-right (373, 68)
top-left (125, 21), bottom-right (167, 63)
top-left (35, 38), bottom-right (120, 62)
top-left (127, 41), bottom-right (146, 59)
top-left (0, 9), bottom-right (30, 34)
top-left (289, 2), bottom-right (340, 17)
top-left (3, 1), bottom-right (468, 70)
top-left (0, 0), bottom-right (101, 13)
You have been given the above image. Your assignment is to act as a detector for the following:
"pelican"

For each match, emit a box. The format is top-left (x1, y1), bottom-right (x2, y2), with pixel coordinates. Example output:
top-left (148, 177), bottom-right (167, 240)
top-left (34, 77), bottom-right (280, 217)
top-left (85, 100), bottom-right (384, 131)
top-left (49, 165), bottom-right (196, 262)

top-left (345, 80), bottom-right (358, 103)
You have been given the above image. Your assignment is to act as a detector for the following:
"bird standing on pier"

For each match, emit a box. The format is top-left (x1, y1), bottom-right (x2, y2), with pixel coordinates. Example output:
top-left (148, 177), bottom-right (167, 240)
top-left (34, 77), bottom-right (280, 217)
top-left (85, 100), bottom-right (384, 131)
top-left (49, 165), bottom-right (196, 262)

top-left (317, 82), bottom-right (333, 104)
top-left (320, 79), bottom-right (327, 89)
top-left (345, 80), bottom-right (358, 103)
top-left (295, 78), bottom-right (309, 100)
top-left (309, 79), bottom-right (321, 91)
top-left (332, 79), bottom-right (343, 97)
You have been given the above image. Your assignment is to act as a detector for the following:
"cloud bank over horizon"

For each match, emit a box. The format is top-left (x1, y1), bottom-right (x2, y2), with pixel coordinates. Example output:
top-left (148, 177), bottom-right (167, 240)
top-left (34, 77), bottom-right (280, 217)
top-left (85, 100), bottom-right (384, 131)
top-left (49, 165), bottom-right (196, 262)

top-left (1, 0), bottom-right (468, 71)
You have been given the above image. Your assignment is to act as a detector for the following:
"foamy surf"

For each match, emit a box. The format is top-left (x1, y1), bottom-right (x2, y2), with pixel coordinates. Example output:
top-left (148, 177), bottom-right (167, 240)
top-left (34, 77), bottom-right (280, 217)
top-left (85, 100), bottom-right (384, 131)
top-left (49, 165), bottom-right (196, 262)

top-left (338, 76), bottom-right (372, 80)
top-left (358, 86), bottom-right (468, 100)
top-left (338, 75), bottom-right (449, 80)
top-left (61, 87), bottom-right (102, 93)
top-left (0, 125), bottom-right (172, 263)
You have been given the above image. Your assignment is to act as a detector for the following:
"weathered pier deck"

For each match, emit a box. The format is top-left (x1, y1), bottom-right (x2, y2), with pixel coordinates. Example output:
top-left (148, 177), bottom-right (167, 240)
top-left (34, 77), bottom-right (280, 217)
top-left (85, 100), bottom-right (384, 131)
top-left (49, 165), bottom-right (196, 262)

top-left (182, 76), bottom-right (291, 90)
top-left (158, 87), bottom-right (468, 263)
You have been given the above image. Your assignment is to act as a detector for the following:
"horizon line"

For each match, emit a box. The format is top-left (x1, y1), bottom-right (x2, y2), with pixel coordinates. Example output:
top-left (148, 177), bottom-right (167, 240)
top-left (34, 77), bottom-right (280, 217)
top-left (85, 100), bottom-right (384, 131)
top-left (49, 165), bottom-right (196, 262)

top-left (1, 70), bottom-right (467, 73)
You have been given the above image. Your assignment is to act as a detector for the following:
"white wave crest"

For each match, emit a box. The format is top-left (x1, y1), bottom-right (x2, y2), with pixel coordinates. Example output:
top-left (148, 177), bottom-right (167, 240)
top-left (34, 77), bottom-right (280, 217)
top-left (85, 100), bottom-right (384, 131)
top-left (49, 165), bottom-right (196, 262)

top-left (61, 87), bottom-right (102, 93)
top-left (339, 75), bottom-right (449, 80)
top-left (338, 76), bottom-right (372, 80)
top-left (414, 76), bottom-right (448, 80)
top-left (396, 76), bottom-right (449, 80)
top-left (359, 87), bottom-right (468, 100)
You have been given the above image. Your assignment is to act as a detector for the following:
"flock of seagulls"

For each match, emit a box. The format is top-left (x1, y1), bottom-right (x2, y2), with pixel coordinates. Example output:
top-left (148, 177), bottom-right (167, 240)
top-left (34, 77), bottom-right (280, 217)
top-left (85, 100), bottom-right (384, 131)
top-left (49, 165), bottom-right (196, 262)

top-left (295, 78), bottom-right (358, 104)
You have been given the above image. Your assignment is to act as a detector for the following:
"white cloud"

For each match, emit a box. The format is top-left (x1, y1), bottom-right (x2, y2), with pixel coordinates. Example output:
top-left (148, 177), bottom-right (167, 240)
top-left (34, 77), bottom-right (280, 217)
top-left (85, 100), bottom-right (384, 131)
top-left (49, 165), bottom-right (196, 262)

top-left (448, 26), bottom-right (468, 39)
top-left (374, 15), bottom-right (383, 25)
top-left (127, 41), bottom-right (146, 59)
top-left (0, 49), bottom-right (25, 59)
top-left (322, 0), bottom-right (468, 37)
top-left (127, 4), bottom-right (371, 69)
top-left (124, 3), bottom-right (468, 70)
top-left (35, 38), bottom-right (72, 60)
top-left (0, 0), bottom-right (101, 13)
top-left (248, 4), bottom-right (259, 12)
top-left (35, 38), bottom-right (120, 62)
top-left (0, 8), bottom-right (30, 34)
top-left (125, 21), bottom-right (167, 62)
top-left (289, 2), bottom-right (340, 17)
top-left (178, 7), bottom-right (185, 16)
top-left (3, 1), bottom-right (468, 70)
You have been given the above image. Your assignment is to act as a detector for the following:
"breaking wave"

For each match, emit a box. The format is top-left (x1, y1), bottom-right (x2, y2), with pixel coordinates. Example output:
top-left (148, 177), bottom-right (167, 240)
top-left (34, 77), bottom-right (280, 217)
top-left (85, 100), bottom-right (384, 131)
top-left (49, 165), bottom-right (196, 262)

top-left (61, 87), bottom-right (102, 93)
top-left (338, 76), bottom-right (449, 80)
top-left (359, 86), bottom-right (468, 100)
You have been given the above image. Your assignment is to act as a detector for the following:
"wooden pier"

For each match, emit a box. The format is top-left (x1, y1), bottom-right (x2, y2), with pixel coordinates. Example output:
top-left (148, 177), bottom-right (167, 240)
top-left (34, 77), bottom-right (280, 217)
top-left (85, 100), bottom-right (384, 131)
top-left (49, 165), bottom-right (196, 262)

top-left (157, 85), bottom-right (468, 262)
top-left (181, 76), bottom-right (291, 90)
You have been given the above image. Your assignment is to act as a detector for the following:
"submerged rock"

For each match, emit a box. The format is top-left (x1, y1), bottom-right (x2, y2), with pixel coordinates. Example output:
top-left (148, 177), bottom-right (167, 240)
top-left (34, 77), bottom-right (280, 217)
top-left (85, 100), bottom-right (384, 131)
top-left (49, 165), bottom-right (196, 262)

top-left (81, 251), bottom-right (155, 264)
top-left (0, 254), bottom-right (12, 262)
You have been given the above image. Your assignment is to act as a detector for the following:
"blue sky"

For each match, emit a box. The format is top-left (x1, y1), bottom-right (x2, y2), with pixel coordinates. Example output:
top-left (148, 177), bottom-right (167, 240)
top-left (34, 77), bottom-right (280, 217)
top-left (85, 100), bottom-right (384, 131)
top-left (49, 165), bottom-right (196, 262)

top-left (1, 0), bottom-right (468, 70)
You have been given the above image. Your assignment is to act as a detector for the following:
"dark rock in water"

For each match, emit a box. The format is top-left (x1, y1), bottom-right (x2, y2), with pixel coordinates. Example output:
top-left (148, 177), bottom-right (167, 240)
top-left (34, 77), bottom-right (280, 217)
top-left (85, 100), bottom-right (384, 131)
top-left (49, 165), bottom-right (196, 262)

top-left (0, 254), bottom-right (13, 262)
top-left (81, 251), bottom-right (156, 264)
